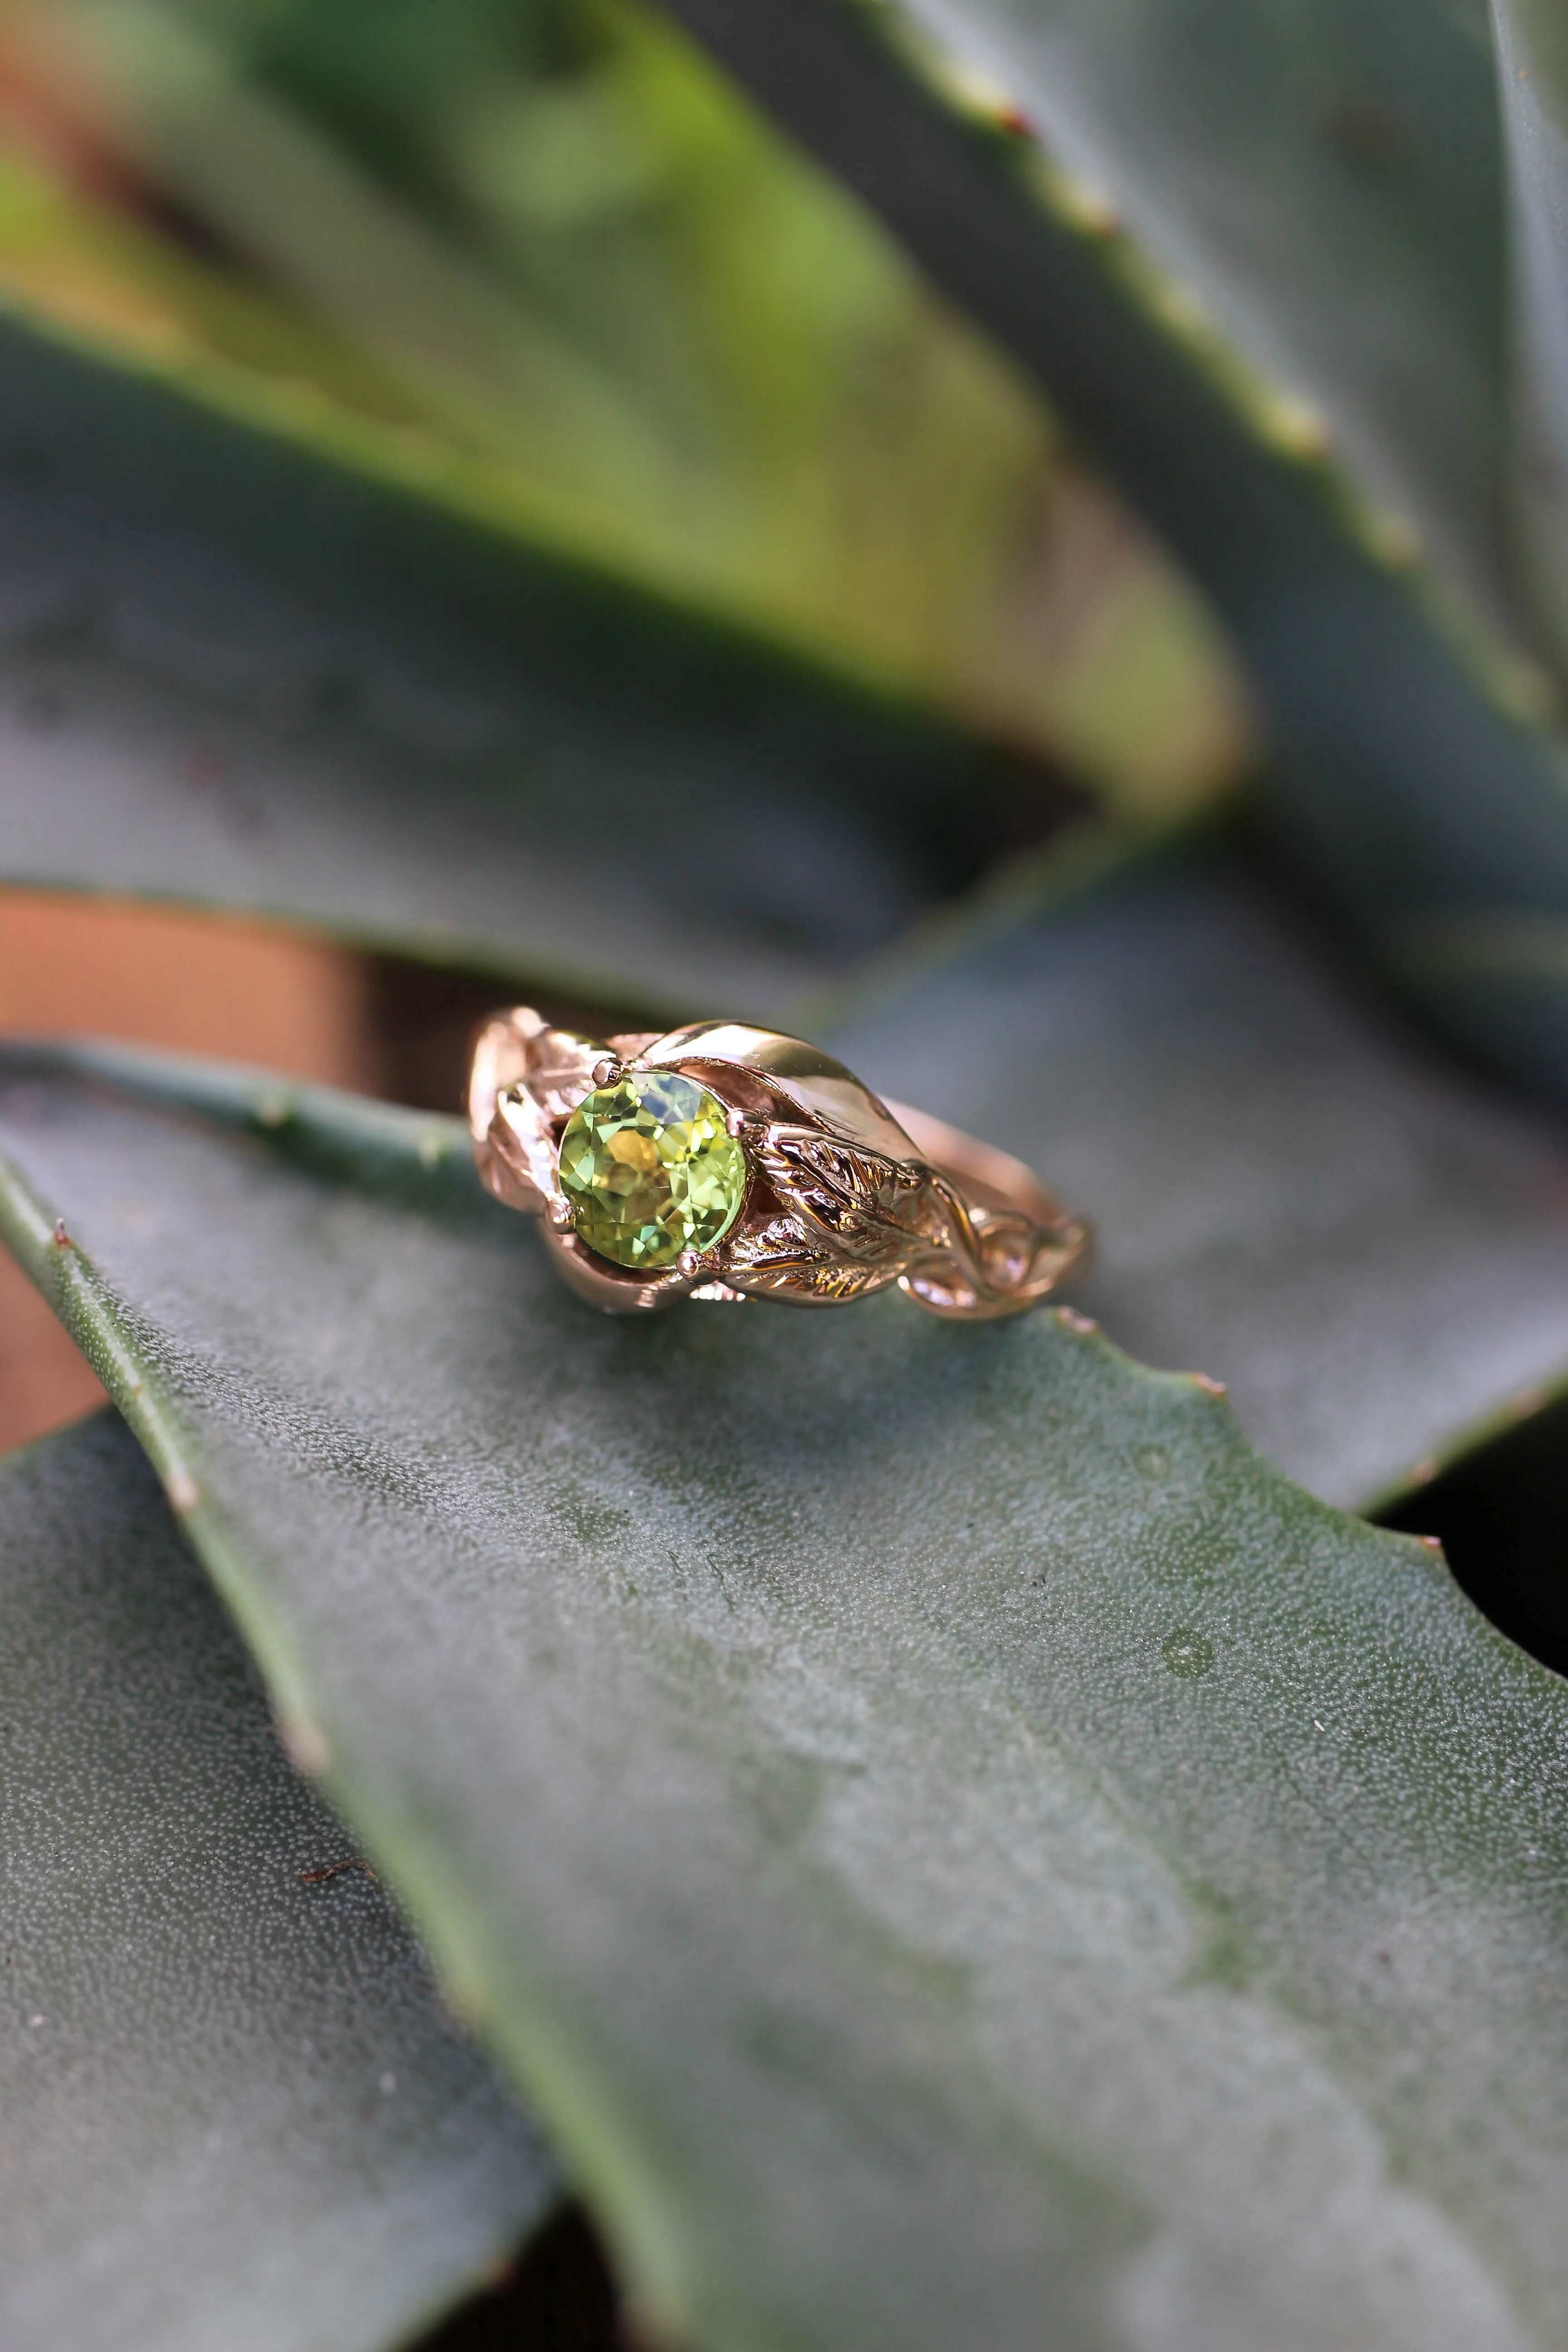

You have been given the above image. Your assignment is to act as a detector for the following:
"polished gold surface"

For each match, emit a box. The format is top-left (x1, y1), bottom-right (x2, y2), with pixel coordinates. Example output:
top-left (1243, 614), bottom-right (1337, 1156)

top-left (468, 1005), bottom-right (1090, 1318)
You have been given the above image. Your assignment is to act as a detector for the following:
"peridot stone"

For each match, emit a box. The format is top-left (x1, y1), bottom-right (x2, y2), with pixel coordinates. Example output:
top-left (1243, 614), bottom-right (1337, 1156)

top-left (558, 1071), bottom-right (746, 1270)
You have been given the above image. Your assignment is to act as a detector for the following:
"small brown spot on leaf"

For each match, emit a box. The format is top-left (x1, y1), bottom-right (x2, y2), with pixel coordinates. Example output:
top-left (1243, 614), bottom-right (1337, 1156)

top-left (299, 1857), bottom-right (378, 1886)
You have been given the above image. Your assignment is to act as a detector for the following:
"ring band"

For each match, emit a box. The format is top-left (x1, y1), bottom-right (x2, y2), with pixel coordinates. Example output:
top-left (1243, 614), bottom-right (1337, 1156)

top-left (468, 1007), bottom-right (1090, 1320)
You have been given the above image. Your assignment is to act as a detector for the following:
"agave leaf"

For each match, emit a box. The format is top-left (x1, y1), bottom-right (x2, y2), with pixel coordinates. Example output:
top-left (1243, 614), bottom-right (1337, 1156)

top-left (0, 304), bottom-right (997, 1016)
top-left (0, 1409), bottom-right (555, 2352)
top-left (0, 0), bottom-right (1246, 818)
top-left (657, 0), bottom-right (1568, 1102)
top-left (1490, 0), bottom-right (1568, 662)
top-left (4, 1044), bottom-right (1568, 2349)
top-left (827, 837), bottom-right (1568, 1506)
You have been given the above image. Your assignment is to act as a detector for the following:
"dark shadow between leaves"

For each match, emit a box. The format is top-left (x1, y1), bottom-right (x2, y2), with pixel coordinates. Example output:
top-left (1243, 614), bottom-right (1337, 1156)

top-left (412, 2205), bottom-right (627, 2352)
top-left (1379, 1394), bottom-right (1568, 1677)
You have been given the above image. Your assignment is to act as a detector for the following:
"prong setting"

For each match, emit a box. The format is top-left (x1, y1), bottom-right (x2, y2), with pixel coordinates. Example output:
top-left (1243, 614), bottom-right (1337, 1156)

top-left (472, 1006), bottom-right (1089, 1317)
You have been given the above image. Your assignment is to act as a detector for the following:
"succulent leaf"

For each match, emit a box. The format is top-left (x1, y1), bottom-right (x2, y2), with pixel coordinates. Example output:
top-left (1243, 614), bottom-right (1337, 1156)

top-left (825, 838), bottom-right (1568, 1506)
top-left (658, 0), bottom-right (1568, 1102)
top-left (2, 1040), bottom-right (1568, 2348)
top-left (0, 1), bottom-right (1246, 812)
top-left (0, 1410), bottom-right (555, 2352)
top-left (0, 307), bottom-right (996, 1016)
top-left (1491, 0), bottom-right (1568, 665)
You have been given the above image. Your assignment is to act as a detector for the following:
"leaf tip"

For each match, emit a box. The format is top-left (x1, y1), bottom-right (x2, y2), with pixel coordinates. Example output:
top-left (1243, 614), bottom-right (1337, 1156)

top-left (1191, 1372), bottom-right (1228, 1398)
top-left (1055, 1304), bottom-right (1098, 1335)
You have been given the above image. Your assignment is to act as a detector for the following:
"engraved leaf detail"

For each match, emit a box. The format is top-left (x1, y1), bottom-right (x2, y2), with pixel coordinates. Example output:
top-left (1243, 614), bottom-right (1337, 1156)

top-left (755, 1128), bottom-right (930, 1261)
top-left (721, 1207), bottom-right (899, 1303)
top-left (470, 1011), bottom-right (605, 1212)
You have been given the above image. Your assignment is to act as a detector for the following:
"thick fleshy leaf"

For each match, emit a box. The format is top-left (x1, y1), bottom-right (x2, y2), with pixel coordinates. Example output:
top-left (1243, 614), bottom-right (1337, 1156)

top-left (0, 305), bottom-right (1001, 1017)
top-left (1490, 0), bottom-right (1568, 662)
top-left (657, 0), bottom-right (1568, 1102)
top-left (828, 839), bottom-right (1568, 1506)
top-left (4, 1046), bottom-right (1568, 2349)
top-left (0, 1408), bottom-right (555, 2352)
top-left (0, 0), bottom-right (1241, 813)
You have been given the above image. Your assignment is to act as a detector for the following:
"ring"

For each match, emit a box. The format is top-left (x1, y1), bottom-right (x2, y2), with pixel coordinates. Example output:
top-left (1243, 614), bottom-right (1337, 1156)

top-left (468, 1007), bottom-right (1091, 1320)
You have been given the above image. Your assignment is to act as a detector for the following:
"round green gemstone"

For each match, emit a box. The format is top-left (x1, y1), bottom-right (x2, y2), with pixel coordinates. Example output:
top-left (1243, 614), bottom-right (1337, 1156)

top-left (557, 1070), bottom-right (746, 1270)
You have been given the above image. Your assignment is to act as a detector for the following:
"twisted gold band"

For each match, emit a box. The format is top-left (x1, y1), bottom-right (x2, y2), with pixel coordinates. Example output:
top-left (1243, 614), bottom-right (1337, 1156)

top-left (468, 1006), bottom-right (1090, 1320)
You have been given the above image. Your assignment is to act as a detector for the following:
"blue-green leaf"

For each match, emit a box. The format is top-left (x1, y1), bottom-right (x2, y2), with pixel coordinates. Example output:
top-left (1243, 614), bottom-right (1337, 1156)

top-left (0, 305), bottom-right (996, 1017)
top-left (828, 838), bottom-right (1568, 1505)
top-left (0, 1410), bottom-right (555, 2352)
top-left (1490, 0), bottom-right (1568, 662)
top-left (3, 1042), bottom-right (1568, 2350)
top-left (658, 0), bottom-right (1568, 1101)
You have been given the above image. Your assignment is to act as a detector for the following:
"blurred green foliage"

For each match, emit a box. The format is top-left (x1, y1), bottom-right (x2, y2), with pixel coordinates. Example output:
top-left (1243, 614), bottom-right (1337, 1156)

top-left (0, 0), bottom-right (1250, 816)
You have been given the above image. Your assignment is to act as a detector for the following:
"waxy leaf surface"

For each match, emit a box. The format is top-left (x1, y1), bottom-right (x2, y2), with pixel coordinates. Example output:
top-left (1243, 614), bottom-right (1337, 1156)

top-left (660, 0), bottom-right (1568, 1102)
top-left (0, 1410), bottom-right (554, 2352)
top-left (1488, 0), bottom-right (1568, 666)
top-left (3, 1048), bottom-right (1568, 2350)
top-left (830, 842), bottom-right (1568, 1506)
top-left (0, 311), bottom-right (991, 1015)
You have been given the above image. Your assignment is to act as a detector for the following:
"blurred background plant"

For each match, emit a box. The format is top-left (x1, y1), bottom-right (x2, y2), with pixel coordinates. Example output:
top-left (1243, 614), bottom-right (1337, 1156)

top-left (0, 0), bottom-right (1251, 825)
top-left (0, 0), bottom-right (1265, 1464)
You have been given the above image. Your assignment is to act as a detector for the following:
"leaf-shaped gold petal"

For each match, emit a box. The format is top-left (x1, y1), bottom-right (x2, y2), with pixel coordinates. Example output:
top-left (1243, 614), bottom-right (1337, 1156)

top-left (717, 1211), bottom-right (901, 1302)
top-left (469, 1007), bottom-right (607, 1210)
top-left (755, 1127), bottom-right (929, 1264)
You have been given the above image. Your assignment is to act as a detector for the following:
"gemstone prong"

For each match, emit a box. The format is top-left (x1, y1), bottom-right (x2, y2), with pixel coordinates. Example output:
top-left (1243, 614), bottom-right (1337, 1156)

top-left (676, 1249), bottom-right (701, 1279)
top-left (592, 1055), bottom-right (621, 1088)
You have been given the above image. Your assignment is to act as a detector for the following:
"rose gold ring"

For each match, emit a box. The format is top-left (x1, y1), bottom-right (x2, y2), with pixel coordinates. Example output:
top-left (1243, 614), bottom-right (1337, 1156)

top-left (468, 1006), bottom-right (1090, 1320)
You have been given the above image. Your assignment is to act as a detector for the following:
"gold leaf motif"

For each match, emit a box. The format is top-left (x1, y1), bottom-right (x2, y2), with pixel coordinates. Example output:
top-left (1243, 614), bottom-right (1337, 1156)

top-left (470, 1007), bottom-right (606, 1213)
top-left (756, 1127), bottom-right (929, 1264)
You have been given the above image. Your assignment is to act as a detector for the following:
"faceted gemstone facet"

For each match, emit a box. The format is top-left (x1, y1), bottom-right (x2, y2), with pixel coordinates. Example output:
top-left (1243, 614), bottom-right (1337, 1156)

top-left (557, 1071), bottom-right (746, 1270)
